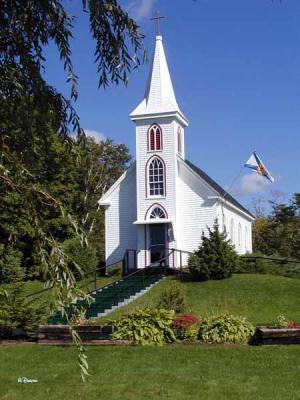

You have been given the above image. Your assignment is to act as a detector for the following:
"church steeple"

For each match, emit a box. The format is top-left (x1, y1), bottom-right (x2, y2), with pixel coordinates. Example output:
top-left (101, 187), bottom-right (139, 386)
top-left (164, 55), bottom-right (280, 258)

top-left (130, 35), bottom-right (188, 126)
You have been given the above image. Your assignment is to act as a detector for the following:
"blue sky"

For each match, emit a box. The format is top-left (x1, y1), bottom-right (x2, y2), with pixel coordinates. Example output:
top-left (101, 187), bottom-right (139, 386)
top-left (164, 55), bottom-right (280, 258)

top-left (45, 0), bottom-right (300, 212)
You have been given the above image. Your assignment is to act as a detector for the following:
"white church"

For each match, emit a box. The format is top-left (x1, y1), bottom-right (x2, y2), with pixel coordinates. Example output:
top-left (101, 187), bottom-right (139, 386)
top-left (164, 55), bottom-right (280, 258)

top-left (99, 33), bottom-right (254, 270)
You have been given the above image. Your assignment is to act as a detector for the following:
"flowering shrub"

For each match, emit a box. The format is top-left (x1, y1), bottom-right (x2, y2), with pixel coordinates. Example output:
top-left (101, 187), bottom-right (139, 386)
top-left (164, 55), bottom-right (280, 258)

top-left (275, 315), bottom-right (299, 329)
top-left (172, 314), bottom-right (200, 341)
top-left (289, 321), bottom-right (299, 329)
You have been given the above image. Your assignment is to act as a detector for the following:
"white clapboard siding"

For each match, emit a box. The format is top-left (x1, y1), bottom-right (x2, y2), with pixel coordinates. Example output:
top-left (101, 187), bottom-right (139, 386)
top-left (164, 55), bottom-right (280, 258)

top-left (104, 165), bottom-right (137, 266)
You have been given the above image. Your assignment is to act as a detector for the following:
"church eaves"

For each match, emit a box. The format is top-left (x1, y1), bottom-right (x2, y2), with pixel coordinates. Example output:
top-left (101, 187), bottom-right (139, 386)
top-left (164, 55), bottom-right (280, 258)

top-left (130, 35), bottom-right (188, 126)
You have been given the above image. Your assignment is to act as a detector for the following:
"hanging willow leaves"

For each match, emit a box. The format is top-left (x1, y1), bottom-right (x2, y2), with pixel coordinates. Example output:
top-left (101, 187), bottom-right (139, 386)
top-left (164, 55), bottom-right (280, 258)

top-left (0, 0), bottom-right (144, 379)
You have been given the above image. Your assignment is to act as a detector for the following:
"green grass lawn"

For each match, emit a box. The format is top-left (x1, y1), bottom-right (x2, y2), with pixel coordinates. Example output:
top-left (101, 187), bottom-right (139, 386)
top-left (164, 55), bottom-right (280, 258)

top-left (97, 274), bottom-right (300, 325)
top-left (2, 273), bottom-right (300, 399)
top-left (1, 344), bottom-right (300, 400)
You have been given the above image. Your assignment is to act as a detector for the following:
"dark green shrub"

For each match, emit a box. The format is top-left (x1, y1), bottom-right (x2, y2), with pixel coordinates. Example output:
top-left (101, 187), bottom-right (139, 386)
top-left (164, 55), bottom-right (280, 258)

top-left (198, 314), bottom-right (255, 344)
top-left (112, 308), bottom-right (176, 345)
top-left (62, 237), bottom-right (98, 279)
top-left (0, 284), bottom-right (45, 338)
top-left (237, 253), bottom-right (269, 274)
top-left (188, 221), bottom-right (239, 281)
top-left (157, 281), bottom-right (186, 313)
top-left (0, 245), bottom-right (24, 284)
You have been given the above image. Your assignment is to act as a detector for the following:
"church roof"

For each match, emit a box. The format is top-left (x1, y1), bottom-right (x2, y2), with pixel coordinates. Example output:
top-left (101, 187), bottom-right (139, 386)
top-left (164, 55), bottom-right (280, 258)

top-left (184, 159), bottom-right (255, 219)
top-left (130, 35), bottom-right (188, 125)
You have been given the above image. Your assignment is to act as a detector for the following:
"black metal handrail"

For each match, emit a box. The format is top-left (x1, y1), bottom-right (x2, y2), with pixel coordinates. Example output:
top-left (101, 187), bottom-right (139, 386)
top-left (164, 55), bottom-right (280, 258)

top-left (87, 248), bottom-right (175, 300)
top-left (241, 255), bottom-right (300, 265)
top-left (26, 258), bottom-right (123, 300)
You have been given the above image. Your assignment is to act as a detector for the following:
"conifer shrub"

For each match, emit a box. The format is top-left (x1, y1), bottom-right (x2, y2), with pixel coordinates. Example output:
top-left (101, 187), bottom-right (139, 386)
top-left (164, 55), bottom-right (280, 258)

top-left (111, 308), bottom-right (176, 345)
top-left (198, 314), bottom-right (255, 344)
top-left (188, 221), bottom-right (239, 281)
top-left (0, 244), bottom-right (24, 284)
top-left (157, 281), bottom-right (186, 313)
top-left (62, 237), bottom-right (98, 279)
top-left (0, 284), bottom-right (45, 338)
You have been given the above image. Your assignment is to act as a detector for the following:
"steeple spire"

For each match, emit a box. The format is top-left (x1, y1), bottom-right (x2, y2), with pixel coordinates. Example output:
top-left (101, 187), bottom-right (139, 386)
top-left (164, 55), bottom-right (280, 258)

top-left (130, 34), bottom-right (188, 125)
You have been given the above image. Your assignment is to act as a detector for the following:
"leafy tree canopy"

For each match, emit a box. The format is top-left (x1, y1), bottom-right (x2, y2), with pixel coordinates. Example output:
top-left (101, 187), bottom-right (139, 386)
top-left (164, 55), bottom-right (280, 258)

top-left (0, 0), bottom-right (143, 378)
top-left (253, 193), bottom-right (300, 259)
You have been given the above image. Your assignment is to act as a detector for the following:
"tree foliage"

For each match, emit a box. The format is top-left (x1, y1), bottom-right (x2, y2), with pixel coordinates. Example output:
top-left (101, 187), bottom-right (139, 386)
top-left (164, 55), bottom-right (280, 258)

top-left (0, 0), bottom-right (143, 378)
top-left (253, 193), bottom-right (300, 259)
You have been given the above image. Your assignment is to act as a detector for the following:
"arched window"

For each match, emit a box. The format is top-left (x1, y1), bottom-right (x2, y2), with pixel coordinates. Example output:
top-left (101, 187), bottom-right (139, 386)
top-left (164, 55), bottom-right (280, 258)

top-left (223, 214), bottom-right (227, 235)
top-left (150, 207), bottom-right (166, 219)
top-left (245, 226), bottom-right (248, 251)
top-left (177, 127), bottom-right (182, 154)
top-left (230, 219), bottom-right (235, 243)
top-left (238, 223), bottom-right (242, 247)
top-left (148, 157), bottom-right (165, 197)
top-left (148, 124), bottom-right (162, 151)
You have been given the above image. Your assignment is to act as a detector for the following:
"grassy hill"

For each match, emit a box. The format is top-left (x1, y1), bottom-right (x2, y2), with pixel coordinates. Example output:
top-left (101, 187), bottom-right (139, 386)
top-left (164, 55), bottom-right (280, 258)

top-left (98, 274), bottom-right (300, 325)
top-left (2, 273), bottom-right (300, 399)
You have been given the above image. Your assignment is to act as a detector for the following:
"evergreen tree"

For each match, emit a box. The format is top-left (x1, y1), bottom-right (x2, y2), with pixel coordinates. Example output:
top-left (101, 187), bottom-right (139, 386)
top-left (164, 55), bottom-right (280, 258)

top-left (188, 221), bottom-right (239, 281)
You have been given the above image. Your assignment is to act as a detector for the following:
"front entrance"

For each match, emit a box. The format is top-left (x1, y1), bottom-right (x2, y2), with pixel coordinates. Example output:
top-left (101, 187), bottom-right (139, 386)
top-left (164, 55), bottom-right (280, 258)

top-left (149, 224), bottom-right (167, 265)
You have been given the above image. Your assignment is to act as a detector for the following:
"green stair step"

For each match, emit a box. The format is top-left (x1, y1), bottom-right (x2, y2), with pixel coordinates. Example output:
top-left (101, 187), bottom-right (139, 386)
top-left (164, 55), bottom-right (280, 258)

top-left (49, 272), bottom-right (162, 324)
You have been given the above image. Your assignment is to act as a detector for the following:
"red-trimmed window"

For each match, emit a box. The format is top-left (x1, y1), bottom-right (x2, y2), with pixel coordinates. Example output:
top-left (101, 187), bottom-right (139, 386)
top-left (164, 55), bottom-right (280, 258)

top-left (148, 124), bottom-right (162, 151)
top-left (177, 127), bottom-right (182, 154)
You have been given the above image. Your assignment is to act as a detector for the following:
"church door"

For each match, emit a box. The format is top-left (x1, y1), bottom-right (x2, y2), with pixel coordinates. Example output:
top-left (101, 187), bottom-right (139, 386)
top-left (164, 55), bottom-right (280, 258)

top-left (149, 224), bottom-right (167, 265)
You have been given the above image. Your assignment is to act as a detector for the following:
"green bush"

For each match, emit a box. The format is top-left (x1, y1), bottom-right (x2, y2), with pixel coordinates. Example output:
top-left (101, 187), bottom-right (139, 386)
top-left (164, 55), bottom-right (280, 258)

top-left (111, 308), bottom-right (176, 346)
top-left (157, 281), bottom-right (186, 313)
top-left (198, 314), bottom-right (255, 344)
top-left (238, 254), bottom-right (300, 280)
top-left (276, 314), bottom-right (290, 328)
top-left (0, 244), bottom-right (24, 284)
top-left (0, 284), bottom-right (45, 338)
top-left (62, 237), bottom-right (98, 279)
top-left (188, 221), bottom-right (239, 281)
top-left (237, 254), bottom-right (269, 274)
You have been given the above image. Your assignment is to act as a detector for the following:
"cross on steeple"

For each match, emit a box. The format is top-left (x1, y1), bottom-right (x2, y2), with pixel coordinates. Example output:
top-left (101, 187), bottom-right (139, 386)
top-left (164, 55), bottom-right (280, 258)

top-left (150, 11), bottom-right (165, 35)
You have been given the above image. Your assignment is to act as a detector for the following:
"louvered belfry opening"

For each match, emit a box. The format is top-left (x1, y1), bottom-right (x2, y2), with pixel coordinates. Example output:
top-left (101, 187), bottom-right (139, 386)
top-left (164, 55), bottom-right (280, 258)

top-left (149, 124), bottom-right (162, 151)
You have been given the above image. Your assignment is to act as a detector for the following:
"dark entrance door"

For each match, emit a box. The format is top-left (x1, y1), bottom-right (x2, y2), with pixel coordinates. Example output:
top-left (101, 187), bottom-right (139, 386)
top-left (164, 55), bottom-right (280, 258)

top-left (149, 224), bottom-right (166, 265)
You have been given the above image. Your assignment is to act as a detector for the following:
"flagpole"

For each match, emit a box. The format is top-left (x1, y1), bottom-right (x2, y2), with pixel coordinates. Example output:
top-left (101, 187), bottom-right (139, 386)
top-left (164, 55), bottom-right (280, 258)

top-left (221, 165), bottom-right (245, 202)
top-left (218, 164), bottom-right (245, 233)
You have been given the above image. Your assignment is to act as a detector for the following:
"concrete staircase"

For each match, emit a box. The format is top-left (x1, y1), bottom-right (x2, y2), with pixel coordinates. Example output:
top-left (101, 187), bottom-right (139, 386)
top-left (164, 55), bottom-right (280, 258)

top-left (49, 272), bottom-right (162, 325)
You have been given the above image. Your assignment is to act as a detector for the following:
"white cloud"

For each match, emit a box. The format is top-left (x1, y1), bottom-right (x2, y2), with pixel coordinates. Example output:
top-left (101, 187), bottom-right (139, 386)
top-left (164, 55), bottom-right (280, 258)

top-left (127, 0), bottom-right (157, 21)
top-left (233, 172), bottom-right (272, 197)
top-left (84, 129), bottom-right (106, 143)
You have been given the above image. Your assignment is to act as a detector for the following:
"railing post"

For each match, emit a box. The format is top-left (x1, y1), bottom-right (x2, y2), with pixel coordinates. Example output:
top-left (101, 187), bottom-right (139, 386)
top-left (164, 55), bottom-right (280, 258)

top-left (134, 250), bottom-right (137, 270)
top-left (127, 250), bottom-right (130, 274)
top-left (180, 250), bottom-right (182, 273)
